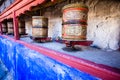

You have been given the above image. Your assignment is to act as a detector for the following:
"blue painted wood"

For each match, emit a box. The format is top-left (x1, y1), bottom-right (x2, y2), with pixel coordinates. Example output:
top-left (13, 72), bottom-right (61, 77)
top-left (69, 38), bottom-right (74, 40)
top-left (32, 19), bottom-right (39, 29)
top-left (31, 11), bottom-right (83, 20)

top-left (0, 60), bottom-right (8, 80)
top-left (0, 36), bottom-right (100, 80)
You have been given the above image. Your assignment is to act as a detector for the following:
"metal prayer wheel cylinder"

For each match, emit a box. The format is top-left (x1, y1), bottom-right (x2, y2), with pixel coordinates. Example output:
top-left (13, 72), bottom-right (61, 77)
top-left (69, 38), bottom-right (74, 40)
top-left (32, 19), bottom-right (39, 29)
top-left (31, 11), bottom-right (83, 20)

top-left (32, 16), bottom-right (48, 38)
top-left (7, 22), bottom-right (14, 34)
top-left (2, 23), bottom-right (7, 33)
top-left (62, 3), bottom-right (88, 40)
top-left (18, 20), bottom-right (26, 35)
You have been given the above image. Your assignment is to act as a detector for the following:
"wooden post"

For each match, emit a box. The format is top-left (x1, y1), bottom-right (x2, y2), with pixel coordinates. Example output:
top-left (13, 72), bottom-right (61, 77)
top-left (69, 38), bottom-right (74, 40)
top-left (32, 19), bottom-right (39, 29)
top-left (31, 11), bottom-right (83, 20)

top-left (0, 22), bottom-right (3, 34)
top-left (13, 11), bottom-right (20, 40)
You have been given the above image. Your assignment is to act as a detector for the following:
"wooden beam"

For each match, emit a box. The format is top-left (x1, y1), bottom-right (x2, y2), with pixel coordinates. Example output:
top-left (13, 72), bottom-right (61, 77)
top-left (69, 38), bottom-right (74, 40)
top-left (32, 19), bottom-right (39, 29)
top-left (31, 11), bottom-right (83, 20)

top-left (13, 11), bottom-right (19, 40)
top-left (0, 22), bottom-right (3, 34)
top-left (31, 0), bottom-right (65, 11)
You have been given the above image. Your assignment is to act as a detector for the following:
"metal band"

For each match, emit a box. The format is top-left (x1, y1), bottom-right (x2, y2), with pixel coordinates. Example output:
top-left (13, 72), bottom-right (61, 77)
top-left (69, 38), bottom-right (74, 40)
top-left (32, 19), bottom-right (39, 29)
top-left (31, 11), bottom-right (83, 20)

top-left (8, 27), bottom-right (13, 29)
top-left (62, 20), bottom-right (87, 25)
top-left (32, 26), bottom-right (48, 28)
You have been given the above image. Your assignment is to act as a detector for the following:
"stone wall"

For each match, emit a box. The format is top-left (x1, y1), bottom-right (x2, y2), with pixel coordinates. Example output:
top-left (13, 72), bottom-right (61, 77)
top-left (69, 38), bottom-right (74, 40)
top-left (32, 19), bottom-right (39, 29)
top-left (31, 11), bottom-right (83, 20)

top-left (42, 0), bottom-right (120, 50)
top-left (25, 17), bottom-right (32, 36)
top-left (43, 2), bottom-right (66, 39)
top-left (86, 0), bottom-right (120, 50)
top-left (24, 0), bottom-right (120, 50)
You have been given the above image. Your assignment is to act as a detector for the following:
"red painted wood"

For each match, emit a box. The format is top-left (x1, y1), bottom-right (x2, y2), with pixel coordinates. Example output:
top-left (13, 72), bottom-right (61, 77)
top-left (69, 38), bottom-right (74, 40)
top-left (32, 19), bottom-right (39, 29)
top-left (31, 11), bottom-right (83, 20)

top-left (15, 0), bottom-right (46, 16)
top-left (65, 40), bottom-right (93, 47)
top-left (0, 0), bottom-right (21, 21)
top-left (0, 22), bottom-right (3, 34)
top-left (13, 11), bottom-right (19, 40)
top-left (31, 37), bottom-right (52, 42)
top-left (0, 0), bottom-right (46, 21)
top-left (1, 35), bottom-right (120, 80)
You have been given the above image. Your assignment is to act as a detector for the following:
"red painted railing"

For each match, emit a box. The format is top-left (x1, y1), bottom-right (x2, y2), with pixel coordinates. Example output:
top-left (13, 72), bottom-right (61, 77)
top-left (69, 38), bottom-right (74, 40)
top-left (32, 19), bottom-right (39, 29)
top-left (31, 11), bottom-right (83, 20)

top-left (0, 0), bottom-right (46, 21)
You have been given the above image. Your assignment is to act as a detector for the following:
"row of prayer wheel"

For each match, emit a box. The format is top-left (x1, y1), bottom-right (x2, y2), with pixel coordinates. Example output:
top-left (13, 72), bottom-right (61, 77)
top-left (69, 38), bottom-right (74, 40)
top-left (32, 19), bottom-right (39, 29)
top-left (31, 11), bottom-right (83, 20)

top-left (2, 20), bottom-right (25, 35)
top-left (1, 16), bottom-right (48, 38)
top-left (32, 3), bottom-right (88, 40)
top-left (1, 2), bottom-right (88, 41)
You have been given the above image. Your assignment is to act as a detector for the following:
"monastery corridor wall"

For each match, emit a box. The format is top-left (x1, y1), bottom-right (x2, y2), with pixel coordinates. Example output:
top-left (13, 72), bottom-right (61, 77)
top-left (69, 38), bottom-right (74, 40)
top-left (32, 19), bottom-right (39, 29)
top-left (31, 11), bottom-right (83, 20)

top-left (24, 0), bottom-right (120, 50)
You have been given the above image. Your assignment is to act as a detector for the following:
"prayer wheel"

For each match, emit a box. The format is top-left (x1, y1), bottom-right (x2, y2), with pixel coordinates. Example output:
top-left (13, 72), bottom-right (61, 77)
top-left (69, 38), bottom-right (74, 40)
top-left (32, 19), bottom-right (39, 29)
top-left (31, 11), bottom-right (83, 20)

top-left (7, 22), bottom-right (14, 34)
top-left (62, 3), bottom-right (88, 40)
top-left (32, 16), bottom-right (48, 38)
top-left (2, 23), bottom-right (7, 33)
top-left (18, 20), bottom-right (25, 35)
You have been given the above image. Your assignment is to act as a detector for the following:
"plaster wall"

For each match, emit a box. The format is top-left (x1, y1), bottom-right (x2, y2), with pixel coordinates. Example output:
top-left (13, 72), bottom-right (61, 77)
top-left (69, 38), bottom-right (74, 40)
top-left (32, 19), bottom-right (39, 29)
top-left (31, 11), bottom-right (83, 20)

top-left (24, 0), bottom-right (120, 50)
top-left (43, 0), bottom-right (120, 50)
top-left (86, 0), bottom-right (120, 50)
top-left (25, 18), bottom-right (32, 36)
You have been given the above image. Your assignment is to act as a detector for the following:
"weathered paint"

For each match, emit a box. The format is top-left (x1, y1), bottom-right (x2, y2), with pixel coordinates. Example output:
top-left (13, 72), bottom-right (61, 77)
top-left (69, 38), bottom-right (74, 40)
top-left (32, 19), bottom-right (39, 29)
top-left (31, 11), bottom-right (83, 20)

top-left (0, 59), bottom-right (8, 79)
top-left (0, 36), bottom-right (100, 80)
top-left (0, 0), bottom-right (46, 21)
top-left (1, 35), bottom-right (120, 80)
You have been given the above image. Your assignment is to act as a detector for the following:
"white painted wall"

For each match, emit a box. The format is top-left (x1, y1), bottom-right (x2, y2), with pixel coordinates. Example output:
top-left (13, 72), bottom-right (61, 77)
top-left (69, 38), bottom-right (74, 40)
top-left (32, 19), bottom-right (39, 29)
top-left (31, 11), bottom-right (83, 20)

top-left (86, 0), bottom-right (120, 50)
top-left (87, 17), bottom-right (120, 50)
top-left (24, 0), bottom-right (120, 50)
top-left (25, 18), bottom-right (32, 36)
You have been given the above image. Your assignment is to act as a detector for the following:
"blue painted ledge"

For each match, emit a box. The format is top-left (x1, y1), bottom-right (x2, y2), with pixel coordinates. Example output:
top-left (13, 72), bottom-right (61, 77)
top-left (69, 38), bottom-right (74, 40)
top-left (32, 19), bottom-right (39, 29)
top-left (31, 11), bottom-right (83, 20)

top-left (0, 36), bottom-right (100, 80)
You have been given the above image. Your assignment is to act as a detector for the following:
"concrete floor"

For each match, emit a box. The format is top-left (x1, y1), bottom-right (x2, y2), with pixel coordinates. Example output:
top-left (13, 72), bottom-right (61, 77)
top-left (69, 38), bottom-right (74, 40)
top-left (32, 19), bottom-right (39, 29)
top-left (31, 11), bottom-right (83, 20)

top-left (20, 36), bottom-right (120, 69)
